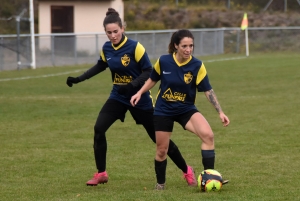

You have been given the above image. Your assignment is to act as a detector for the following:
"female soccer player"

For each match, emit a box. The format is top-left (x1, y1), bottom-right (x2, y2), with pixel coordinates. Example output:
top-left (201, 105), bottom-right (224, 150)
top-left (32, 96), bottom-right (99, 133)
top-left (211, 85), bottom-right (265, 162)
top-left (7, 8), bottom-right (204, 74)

top-left (66, 9), bottom-right (196, 187)
top-left (130, 29), bottom-right (230, 190)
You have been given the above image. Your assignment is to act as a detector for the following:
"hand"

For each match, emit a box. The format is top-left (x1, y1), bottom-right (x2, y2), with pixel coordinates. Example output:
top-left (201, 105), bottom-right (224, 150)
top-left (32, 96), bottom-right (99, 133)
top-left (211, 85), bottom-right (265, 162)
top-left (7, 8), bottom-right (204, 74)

top-left (130, 92), bottom-right (142, 106)
top-left (66, 77), bottom-right (80, 87)
top-left (117, 83), bottom-right (134, 96)
top-left (219, 112), bottom-right (230, 127)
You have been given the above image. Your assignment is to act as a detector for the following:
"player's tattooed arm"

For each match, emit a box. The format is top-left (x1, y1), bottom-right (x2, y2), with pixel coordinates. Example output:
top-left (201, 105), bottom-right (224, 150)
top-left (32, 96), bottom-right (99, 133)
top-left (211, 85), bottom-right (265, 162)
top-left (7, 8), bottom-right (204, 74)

top-left (204, 89), bottom-right (223, 114)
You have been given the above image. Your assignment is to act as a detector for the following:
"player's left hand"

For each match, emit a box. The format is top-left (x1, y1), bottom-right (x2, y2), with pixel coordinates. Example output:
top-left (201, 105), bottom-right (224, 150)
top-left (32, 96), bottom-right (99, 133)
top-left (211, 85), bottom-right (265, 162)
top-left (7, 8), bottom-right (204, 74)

top-left (219, 112), bottom-right (230, 127)
top-left (66, 76), bottom-right (80, 87)
top-left (117, 83), bottom-right (134, 96)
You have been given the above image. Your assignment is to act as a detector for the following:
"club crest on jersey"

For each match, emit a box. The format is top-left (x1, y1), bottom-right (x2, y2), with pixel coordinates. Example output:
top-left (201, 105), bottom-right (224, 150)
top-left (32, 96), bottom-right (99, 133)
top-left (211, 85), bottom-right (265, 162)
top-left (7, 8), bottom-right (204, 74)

top-left (162, 88), bottom-right (186, 102)
top-left (184, 72), bottom-right (193, 84)
top-left (121, 54), bottom-right (130, 67)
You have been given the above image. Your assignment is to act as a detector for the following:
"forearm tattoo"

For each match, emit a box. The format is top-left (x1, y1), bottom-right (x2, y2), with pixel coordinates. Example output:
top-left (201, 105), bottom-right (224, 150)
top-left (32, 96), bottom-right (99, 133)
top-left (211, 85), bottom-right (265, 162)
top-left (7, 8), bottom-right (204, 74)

top-left (205, 89), bottom-right (223, 113)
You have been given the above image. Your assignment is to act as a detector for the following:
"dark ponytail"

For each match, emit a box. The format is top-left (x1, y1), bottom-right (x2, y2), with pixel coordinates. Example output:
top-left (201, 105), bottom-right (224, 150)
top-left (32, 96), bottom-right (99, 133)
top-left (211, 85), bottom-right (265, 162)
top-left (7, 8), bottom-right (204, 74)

top-left (103, 8), bottom-right (123, 29)
top-left (168, 29), bottom-right (194, 54)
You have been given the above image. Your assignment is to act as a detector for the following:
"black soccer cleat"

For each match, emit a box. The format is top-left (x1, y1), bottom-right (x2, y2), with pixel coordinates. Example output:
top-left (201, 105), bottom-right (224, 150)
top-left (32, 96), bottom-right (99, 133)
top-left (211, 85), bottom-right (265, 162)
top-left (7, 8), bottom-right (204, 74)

top-left (222, 180), bottom-right (229, 185)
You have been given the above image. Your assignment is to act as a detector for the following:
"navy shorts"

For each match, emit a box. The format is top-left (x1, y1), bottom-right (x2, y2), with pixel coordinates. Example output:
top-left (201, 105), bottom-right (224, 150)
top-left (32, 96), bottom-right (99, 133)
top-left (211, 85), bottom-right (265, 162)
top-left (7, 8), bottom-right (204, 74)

top-left (153, 109), bottom-right (199, 132)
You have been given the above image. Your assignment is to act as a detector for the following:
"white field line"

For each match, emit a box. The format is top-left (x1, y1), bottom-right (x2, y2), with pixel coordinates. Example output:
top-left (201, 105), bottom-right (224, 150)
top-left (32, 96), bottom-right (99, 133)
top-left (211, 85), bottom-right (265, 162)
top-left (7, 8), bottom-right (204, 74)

top-left (0, 69), bottom-right (86, 82)
top-left (0, 56), bottom-right (247, 82)
top-left (204, 56), bottom-right (247, 62)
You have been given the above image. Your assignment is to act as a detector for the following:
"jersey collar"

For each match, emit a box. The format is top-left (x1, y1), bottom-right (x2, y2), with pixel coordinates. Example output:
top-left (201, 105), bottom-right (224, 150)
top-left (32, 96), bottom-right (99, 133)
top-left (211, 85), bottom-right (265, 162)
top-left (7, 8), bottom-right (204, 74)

top-left (112, 35), bottom-right (128, 50)
top-left (173, 53), bottom-right (192, 67)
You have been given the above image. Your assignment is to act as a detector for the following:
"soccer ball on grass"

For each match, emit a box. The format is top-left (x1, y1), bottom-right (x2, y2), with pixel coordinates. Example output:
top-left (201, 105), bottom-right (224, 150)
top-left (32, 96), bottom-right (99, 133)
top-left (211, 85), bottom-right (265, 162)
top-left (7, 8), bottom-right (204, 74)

top-left (197, 169), bottom-right (223, 192)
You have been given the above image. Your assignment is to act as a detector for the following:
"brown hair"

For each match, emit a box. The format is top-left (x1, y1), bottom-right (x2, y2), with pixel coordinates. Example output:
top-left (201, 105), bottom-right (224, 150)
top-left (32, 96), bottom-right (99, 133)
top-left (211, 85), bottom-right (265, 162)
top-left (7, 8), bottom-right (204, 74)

top-left (168, 29), bottom-right (194, 54)
top-left (103, 8), bottom-right (123, 29)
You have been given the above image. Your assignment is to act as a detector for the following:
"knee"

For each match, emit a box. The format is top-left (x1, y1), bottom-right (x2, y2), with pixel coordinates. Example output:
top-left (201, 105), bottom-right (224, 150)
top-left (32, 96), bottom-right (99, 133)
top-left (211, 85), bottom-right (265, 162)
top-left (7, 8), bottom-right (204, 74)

top-left (94, 124), bottom-right (106, 142)
top-left (94, 123), bottom-right (102, 135)
top-left (201, 131), bottom-right (214, 144)
top-left (156, 146), bottom-right (168, 159)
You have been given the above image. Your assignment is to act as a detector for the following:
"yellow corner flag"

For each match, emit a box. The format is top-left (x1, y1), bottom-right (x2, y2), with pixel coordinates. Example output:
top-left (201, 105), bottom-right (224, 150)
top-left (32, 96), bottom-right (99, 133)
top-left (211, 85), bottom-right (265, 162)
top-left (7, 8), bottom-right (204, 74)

top-left (241, 13), bottom-right (248, 30)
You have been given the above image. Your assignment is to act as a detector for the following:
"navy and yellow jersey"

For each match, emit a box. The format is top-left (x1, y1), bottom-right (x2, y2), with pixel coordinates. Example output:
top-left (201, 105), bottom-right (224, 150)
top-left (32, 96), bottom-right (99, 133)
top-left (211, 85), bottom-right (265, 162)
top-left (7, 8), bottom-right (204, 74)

top-left (150, 53), bottom-right (212, 116)
top-left (101, 36), bottom-right (153, 110)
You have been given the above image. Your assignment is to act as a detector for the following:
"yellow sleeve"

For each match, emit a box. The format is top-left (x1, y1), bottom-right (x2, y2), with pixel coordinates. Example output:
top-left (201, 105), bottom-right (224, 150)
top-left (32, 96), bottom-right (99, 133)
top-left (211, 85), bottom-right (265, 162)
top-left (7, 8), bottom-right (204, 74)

top-left (153, 58), bottom-right (161, 75)
top-left (134, 42), bottom-right (145, 62)
top-left (196, 63), bottom-right (207, 85)
top-left (100, 50), bottom-right (106, 62)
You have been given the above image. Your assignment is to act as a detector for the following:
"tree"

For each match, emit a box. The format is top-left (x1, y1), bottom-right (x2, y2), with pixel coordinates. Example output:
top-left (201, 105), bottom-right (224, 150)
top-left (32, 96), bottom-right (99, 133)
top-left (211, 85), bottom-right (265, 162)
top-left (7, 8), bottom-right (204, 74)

top-left (0, 0), bottom-right (38, 34)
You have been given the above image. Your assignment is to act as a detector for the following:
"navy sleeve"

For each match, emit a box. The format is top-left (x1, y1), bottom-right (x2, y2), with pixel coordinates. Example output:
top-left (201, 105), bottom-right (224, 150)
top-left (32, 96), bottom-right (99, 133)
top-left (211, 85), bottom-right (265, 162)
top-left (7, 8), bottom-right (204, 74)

top-left (150, 68), bottom-right (161, 81)
top-left (138, 52), bottom-right (152, 70)
top-left (197, 75), bottom-right (212, 92)
top-left (131, 67), bottom-right (152, 88)
top-left (78, 59), bottom-right (108, 81)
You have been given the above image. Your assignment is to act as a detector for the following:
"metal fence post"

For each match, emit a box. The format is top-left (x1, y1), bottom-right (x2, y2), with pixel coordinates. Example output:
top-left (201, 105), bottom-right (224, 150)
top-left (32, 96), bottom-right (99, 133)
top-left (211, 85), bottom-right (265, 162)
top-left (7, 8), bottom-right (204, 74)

top-left (51, 35), bottom-right (55, 66)
top-left (74, 35), bottom-right (77, 65)
top-left (27, 36), bottom-right (30, 63)
top-left (0, 37), bottom-right (3, 71)
top-left (16, 16), bottom-right (21, 70)
top-left (167, 32), bottom-right (171, 51)
top-left (199, 31), bottom-right (203, 55)
top-left (220, 29), bottom-right (224, 54)
top-left (152, 32), bottom-right (155, 59)
top-left (236, 30), bottom-right (240, 53)
top-left (214, 31), bottom-right (218, 54)
top-left (95, 34), bottom-right (99, 58)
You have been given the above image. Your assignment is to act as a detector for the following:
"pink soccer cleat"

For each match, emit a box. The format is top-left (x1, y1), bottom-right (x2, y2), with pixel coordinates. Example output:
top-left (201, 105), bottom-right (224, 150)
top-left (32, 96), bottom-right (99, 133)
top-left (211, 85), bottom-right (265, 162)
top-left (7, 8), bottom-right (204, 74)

top-left (86, 171), bottom-right (108, 186)
top-left (183, 166), bottom-right (197, 186)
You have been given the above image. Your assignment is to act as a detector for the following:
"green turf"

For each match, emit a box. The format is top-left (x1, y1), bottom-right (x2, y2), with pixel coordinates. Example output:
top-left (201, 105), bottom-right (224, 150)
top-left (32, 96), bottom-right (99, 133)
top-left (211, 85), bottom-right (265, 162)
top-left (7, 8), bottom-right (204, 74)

top-left (0, 52), bottom-right (299, 201)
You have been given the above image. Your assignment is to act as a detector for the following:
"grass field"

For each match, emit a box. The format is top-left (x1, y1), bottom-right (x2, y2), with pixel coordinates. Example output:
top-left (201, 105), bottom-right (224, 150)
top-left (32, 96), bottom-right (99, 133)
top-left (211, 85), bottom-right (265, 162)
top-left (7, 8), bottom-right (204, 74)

top-left (0, 52), bottom-right (299, 201)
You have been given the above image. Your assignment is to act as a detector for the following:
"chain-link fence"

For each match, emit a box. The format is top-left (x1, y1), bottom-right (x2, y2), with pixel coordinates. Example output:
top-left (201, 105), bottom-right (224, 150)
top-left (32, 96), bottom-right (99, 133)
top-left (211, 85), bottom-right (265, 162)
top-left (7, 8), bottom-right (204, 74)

top-left (0, 27), bottom-right (300, 71)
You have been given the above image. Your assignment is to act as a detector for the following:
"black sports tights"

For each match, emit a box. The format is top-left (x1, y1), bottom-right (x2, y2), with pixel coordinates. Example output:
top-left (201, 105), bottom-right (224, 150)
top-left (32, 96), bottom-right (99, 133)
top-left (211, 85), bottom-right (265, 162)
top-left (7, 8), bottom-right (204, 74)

top-left (93, 109), bottom-right (187, 173)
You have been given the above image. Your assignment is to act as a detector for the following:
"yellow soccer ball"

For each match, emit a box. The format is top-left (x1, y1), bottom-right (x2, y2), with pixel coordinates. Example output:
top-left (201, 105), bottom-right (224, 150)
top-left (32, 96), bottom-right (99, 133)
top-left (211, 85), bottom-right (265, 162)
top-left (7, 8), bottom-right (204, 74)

top-left (197, 169), bottom-right (223, 192)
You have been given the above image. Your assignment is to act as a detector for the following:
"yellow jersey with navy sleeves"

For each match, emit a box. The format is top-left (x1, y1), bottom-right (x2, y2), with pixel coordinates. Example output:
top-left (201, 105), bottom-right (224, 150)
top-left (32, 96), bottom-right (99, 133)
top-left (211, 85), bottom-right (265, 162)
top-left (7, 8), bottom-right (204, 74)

top-left (150, 53), bottom-right (212, 116)
top-left (101, 36), bottom-right (153, 110)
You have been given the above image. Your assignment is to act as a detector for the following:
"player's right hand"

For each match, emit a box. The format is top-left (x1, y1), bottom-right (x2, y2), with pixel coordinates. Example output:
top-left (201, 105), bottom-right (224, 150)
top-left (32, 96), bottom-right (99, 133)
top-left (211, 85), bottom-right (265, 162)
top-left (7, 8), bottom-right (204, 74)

top-left (130, 93), bottom-right (141, 107)
top-left (66, 76), bottom-right (80, 87)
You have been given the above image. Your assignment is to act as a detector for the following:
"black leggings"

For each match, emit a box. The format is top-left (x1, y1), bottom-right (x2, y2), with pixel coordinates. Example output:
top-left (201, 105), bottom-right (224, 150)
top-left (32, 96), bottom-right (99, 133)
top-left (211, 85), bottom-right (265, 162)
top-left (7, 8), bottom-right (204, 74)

top-left (93, 99), bottom-right (187, 173)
